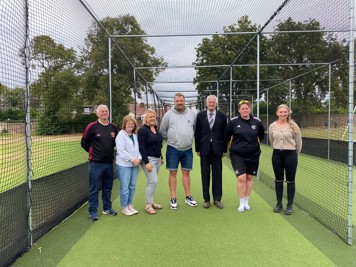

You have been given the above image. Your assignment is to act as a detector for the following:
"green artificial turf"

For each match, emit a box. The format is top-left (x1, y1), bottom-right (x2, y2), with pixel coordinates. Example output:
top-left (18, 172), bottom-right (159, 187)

top-left (12, 150), bottom-right (356, 267)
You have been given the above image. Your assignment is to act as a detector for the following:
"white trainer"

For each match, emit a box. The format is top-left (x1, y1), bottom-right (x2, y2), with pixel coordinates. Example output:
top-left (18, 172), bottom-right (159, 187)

top-left (122, 207), bottom-right (134, 216)
top-left (128, 205), bottom-right (138, 215)
top-left (244, 203), bottom-right (251, 210)
top-left (237, 205), bottom-right (245, 212)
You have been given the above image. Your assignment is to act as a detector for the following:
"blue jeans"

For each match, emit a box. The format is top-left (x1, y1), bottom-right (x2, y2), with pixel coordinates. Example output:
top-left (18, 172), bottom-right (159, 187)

top-left (117, 165), bottom-right (139, 208)
top-left (88, 161), bottom-right (114, 213)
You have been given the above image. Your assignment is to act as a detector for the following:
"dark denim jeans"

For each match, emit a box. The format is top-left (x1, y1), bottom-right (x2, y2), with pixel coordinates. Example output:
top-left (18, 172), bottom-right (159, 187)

top-left (88, 161), bottom-right (114, 213)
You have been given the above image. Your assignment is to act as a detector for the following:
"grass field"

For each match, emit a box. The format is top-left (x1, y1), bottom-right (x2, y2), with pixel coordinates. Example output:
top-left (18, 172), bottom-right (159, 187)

top-left (0, 134), bottom-right (86, 192)
top-left (12, 149), bottom-right (356, 267)
top-left (299, 126), bottom-right (349, 140)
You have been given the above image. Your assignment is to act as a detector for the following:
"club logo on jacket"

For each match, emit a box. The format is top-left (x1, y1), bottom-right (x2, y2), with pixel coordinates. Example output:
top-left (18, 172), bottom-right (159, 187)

top-left (251, 125), bottom-right (256, 129)
top-left (237, 125), bottom-right (241, 128)
top-left (111, 132), bottom-right (115, 138)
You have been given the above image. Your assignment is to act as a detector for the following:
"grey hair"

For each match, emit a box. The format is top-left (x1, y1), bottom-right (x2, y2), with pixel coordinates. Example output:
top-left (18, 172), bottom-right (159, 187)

top-left (206, 95), bottom-right (218, 104)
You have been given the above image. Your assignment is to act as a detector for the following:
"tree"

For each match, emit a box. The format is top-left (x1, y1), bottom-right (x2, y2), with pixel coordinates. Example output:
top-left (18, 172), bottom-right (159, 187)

top-left (194, 16), bottom-right (269, 115)
top-left (194, 16), bottom-right (349, 117)
top-left (6, 87), bottom-right (25, 110)
top-left (0, 84), bottom-right (26, 121)
top-left (264, 18), bottom-right (349, 115)
top-left (28, 35), bottom-right (82, 134)
top-left (80, 15), bottom-right (166, 125)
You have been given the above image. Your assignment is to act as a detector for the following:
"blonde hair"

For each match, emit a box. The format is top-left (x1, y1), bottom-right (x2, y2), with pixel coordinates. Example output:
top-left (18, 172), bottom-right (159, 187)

top-left (276, 104), bottom-right (299, 133)
top-left (238, 100), bottom-right (251, 109)
top-left (142, 109), bottom-right (157, 125)
top-left (122, 115), bottom-right (138, 133)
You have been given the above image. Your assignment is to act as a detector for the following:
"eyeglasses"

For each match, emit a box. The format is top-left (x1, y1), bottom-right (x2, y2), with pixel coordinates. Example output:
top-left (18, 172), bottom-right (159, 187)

top-left (239, 100), bottom-right (249, 105)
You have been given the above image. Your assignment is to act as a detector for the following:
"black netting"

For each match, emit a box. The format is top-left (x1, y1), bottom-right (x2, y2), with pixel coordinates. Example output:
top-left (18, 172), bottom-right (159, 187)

top-left (0, 0), bottom-right (354, 266)
top-left (31, 163), bottom-right (88, 242)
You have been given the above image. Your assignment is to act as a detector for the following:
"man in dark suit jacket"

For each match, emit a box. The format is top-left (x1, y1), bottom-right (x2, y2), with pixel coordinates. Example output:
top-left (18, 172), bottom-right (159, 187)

top-left (195, 95), bottom-right (227, 209)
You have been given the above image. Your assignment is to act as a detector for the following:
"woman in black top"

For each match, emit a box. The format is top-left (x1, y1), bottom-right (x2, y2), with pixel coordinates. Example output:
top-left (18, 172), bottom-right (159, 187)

top-left (224, 100), bottom-right (265, 212)
top-left (138, 110), bottom-right (164, 215)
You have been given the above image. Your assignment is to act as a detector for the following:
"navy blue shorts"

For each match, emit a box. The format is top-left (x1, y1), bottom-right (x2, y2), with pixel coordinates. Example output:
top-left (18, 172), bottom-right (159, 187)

top-left (166, 145), bottom-right (193, 171)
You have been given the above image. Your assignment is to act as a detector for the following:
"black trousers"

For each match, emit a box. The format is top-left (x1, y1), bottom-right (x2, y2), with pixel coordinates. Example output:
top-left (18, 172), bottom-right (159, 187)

top-left (200, 143), bottom-right (223, 202)
top-left (272, 149), bottom-right (298, 182)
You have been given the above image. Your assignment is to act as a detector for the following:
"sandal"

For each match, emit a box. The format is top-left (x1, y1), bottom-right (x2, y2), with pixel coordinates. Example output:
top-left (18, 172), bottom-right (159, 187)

top-left (145, 206), bottom-right (157, 215)
top-left (151, 203), bottom-right (162, 209)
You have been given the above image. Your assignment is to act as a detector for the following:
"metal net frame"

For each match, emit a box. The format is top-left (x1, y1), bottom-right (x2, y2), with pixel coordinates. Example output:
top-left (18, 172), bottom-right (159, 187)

top-left (0, 0), bottom-right (354, 266)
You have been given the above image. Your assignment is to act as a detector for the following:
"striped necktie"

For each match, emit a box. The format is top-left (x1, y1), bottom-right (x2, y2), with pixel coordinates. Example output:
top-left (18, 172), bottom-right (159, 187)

top-left (209, 112), bottom-right (214, 129)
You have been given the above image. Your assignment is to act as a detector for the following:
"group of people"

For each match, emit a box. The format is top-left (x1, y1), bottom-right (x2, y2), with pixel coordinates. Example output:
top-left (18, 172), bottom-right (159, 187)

top-left (81, 93), bottom-right (302, 221)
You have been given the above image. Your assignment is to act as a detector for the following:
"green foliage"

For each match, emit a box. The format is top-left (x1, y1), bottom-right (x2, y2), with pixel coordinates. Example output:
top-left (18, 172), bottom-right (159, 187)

top-left (195, 16), bottom-right (263, 98)
top-left (264, 18), bottom-right (349, 113)
top-left (80, 15), bottom-right (166, 123)
top-left (0, 84), bottom-right (26, 112)
top-left (28, 35), bottom-right (84, 135)
top-left (37, 110), bottom-right (72, 135)
top-left (195, 16), bottom-right (349, 117)
top-left (0, 109), bottom-right (26, 121)
top-left (72, 113), bottom-right (98, 133)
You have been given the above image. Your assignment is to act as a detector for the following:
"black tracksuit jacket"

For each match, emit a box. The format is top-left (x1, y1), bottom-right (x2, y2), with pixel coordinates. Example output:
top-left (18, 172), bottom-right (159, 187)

top-left (224, 115), bottom-right (265, 157)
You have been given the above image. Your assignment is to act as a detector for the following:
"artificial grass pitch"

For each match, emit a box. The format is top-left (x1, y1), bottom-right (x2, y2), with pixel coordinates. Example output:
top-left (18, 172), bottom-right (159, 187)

top-left (13, 155), bottom-right (355, 267)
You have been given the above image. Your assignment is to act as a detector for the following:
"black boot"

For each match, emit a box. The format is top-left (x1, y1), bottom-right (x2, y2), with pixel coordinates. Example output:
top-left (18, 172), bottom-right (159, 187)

top-left (273, 202), bottom-right (283, 213)
top-left (285, 182), bottom-right (295, 215)
top-left (273, 181), bottom-right (283, 213)
top-left (285, 203), bottom-right (293, 215)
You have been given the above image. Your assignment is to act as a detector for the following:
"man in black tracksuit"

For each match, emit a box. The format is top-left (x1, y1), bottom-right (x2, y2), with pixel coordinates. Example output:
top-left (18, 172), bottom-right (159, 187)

top-left (224, 100), bottom-right (265, 212)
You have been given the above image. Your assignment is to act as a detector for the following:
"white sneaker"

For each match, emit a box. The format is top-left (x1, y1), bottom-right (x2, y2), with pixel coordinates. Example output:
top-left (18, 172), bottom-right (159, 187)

top-left (122, 207), bottom-right (134, 216)
top-left (244, 203), bottom-right (251, 210)
top-left (128, 205), bottom-right (138, 214)
top-left (237, 205), bottom-right (245, 212)
top-left (185, 196), bottom-right (198, 207)
top-left (170, 198), bottom-right (178, 210)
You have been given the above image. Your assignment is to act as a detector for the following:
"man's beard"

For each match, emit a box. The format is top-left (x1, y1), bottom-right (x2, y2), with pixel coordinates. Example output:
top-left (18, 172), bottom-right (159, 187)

top-left (175, 104), bottom-right (185, 112)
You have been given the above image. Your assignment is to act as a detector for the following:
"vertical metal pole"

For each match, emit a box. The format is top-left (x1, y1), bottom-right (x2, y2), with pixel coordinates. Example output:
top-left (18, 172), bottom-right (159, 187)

top-left (134, 69), bottom-right (137, 118)
top-left (230, 67), bottom-right (232, 119)
top-left (347, 0), bottom-right (354, 246)
top-left (153, 91), bottom-right (157, 113)
top-left (327, 64), bottom-right (331, 160)
top-left (24, 0), bottom-right (32, 246)
top-left (216, 81), bottom-right (219, 110)
top-left (108, 38), bottom-right (112, 122)
top-left (145, 83), bottom-right (148, 109)
top-left (266, 89), bottom-right (269, 145)
top-left (257, 34), bottom-right (260, 117)
top-left (251, 95), bottom-right (254, 115)
top-left (289, 80), bottom-right (292, 114)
